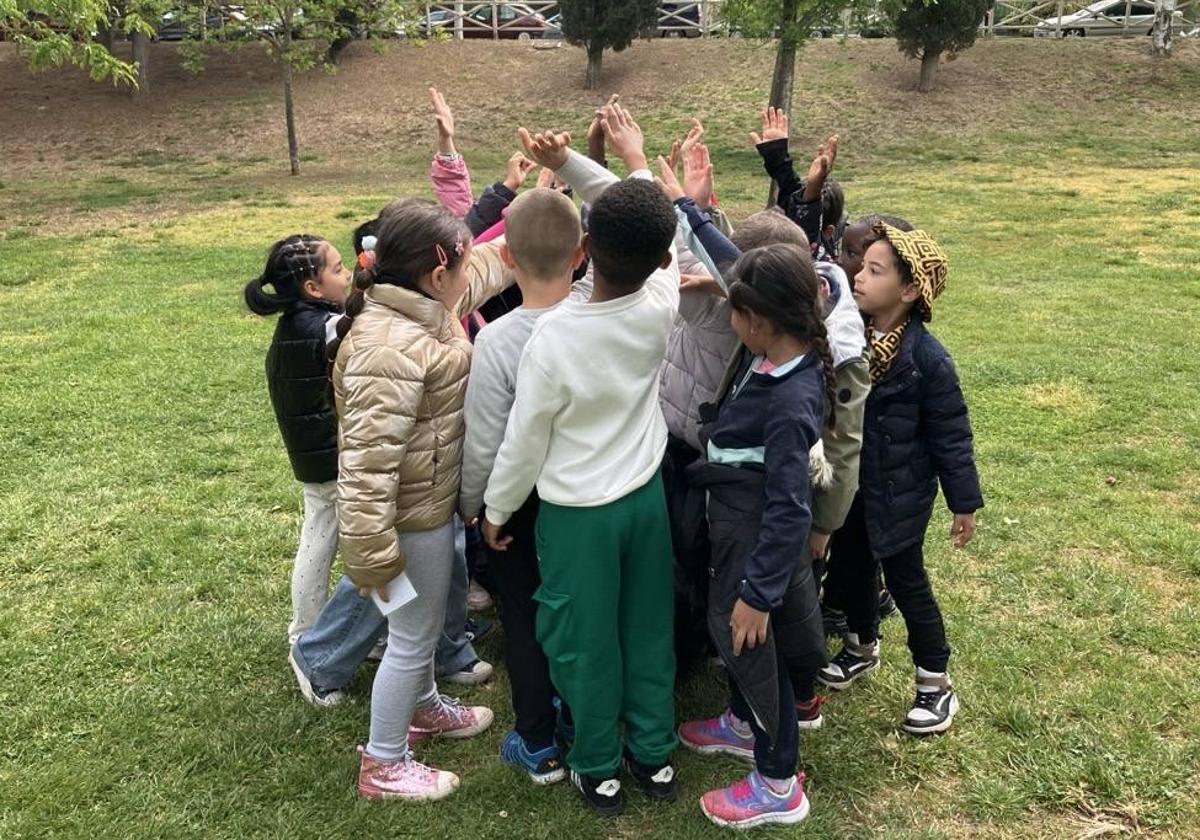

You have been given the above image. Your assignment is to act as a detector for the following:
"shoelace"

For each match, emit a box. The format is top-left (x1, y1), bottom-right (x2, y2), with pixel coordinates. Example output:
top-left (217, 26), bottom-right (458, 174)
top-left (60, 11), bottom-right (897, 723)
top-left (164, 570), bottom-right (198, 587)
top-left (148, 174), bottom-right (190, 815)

top-left (913, 689), bottom-right (946, 710)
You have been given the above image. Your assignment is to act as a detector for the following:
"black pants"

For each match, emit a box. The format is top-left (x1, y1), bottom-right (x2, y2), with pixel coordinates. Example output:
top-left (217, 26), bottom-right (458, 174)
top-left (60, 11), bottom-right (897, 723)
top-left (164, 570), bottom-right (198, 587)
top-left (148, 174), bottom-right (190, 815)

top-left (488, 494), bottom-right (560, 749)
top-left (827, 493), bottom-right (951, 672)
top-left (729, 647), bottom-right (798, 780)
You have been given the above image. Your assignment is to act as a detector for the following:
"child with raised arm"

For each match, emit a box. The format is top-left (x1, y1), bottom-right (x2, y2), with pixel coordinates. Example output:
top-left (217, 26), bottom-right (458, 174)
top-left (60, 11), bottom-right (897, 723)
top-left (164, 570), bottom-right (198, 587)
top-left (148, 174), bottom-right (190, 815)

top-left (459, 188), bottom-right (586, 786)
top-left (481, 104), bottom-right (681, 817)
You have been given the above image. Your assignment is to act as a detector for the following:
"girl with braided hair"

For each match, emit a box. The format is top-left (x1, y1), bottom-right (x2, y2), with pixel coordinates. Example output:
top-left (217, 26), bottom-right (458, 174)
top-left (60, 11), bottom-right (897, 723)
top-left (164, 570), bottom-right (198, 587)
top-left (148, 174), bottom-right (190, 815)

top-left (677, 243), bottom-right (833, 830)
top-left (244, 234), bottom-right (351, 645)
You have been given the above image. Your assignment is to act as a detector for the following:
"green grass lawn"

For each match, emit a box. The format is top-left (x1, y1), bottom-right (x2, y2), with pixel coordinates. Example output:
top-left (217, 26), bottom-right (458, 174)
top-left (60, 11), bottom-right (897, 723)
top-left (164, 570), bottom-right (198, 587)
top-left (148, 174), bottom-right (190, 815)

top-left (2, 38), bottom-right (1200, 840)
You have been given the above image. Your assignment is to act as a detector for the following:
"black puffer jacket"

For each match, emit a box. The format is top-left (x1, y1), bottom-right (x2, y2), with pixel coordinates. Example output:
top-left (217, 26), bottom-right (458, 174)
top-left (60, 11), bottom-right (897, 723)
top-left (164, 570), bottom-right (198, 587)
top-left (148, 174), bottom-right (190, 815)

top-left (265, 300), bottom-right (339, 484)
top-left (861, 315), bottom-right (983, 558)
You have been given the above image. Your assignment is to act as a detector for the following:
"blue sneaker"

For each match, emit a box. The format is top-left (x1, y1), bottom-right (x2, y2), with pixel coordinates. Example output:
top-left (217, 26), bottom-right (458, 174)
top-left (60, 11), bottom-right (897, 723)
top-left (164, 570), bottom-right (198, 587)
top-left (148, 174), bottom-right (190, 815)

top-left (500, 730), bottom-right (567, 785)
top-left (553, 695), bottom-right (575, 751)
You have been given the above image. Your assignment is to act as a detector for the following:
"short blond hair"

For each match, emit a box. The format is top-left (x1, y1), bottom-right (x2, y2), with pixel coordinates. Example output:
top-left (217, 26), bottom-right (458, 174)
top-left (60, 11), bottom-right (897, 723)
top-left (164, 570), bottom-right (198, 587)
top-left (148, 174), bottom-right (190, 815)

top-left (504, 188), bottom-right (582, 280)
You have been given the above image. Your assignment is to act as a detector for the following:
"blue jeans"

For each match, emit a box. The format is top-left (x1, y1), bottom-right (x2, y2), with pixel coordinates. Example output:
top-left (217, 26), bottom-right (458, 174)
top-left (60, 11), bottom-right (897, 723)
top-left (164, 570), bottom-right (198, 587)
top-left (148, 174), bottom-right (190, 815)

top-left (291, 575), bottom-right (385, 692)
top-left (291, 518), bottom-right (478, 692)
top-left (434, 518), bottom-right (480, 677)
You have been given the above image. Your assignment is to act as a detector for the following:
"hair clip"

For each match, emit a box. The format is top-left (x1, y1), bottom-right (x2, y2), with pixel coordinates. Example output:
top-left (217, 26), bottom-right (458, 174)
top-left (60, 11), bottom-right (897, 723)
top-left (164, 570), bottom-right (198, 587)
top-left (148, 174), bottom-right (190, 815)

top-left (434, 243), bottom-right (449, 267)
top-left (361, 235), bottom-right (377, 253)
top-left (453, 237), bottom-right (465, 257)
top-left (357, 251), bottom-right (375, 271)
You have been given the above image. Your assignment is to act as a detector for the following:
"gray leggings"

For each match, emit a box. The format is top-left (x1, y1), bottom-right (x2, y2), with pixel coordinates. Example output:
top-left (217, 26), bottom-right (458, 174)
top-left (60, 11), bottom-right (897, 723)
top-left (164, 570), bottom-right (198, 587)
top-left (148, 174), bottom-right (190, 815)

top-left (366, 521), bottom-right (456, 761)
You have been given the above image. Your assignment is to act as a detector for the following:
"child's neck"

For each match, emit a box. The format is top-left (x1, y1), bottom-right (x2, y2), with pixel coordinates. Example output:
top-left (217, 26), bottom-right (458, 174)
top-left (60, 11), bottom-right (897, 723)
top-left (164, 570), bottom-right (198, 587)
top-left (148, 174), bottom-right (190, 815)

top-left (518, 273), bottom-right (572, 309)
top-left (590, 272), bottom-right (639, 304)
top-left (870, 303), bottom-right (914, 334)
top-left (763, 335), bottom-right (809, 367)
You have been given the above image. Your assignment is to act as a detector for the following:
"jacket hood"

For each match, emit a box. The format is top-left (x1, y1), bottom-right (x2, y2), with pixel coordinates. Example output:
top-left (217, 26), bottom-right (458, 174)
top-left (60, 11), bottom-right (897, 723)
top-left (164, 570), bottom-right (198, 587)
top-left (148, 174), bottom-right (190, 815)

top-left (817, 261), bottom-right (867, 369)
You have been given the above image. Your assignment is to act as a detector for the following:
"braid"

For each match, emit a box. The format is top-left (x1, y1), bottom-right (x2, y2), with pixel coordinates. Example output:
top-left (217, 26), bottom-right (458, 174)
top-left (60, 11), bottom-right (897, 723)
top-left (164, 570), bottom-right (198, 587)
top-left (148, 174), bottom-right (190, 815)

top-left (326, 264), bottom-right (375, 402)
top-left (810, 325), bottom-right (837, 430)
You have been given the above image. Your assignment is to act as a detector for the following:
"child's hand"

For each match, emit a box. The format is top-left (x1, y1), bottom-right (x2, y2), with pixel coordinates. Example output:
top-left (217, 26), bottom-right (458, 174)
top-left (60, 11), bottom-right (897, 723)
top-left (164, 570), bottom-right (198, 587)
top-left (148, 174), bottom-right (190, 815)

top-left (358, 585), bottom-right (387, 602)
top-left (587, 94), bottom-right (619, 163)
top-left (655, 155), bottom-right (685, 202)
top-left (809, 529), bottom-right (831, 559)
top-left (429, 87), bottom-right (457, 156)
top-left (750, 106), bottom-right (789, 146)
top-left (503, 152), bottom-right (537, 192)
top-left (950, 513), bottom-right (976, 548)
top-left (683, 142), bottom-right (714, 209)
top-left (802, 134), bottom-right (839, 202)
top-left (517, 127), bottom-right (573, 170)
top-left (680, 273), bottom-right (725, 298)
top-left (536, 165), bottom-right (556, 189)
top-left (730, 598), bottom-right (769, 656)
top-left (483, 520), bottom-right (513, 552)
top-left (601, 101), bottom-right (648, 173)
top-left (665, 117), bottom-right (704, 172)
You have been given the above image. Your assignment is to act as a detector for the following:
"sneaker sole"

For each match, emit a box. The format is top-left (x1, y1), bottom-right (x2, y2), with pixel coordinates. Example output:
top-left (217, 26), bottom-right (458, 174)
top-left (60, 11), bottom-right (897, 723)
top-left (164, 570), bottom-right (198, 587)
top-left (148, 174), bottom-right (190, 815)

top-left (528, 767), bottom-right (567, 785)
top-left (288, 650), bottom-right (345, 709)
top-left (700, 791), bottom-right (811, 829)
top-left (797, 715), bottom-right (824, 731)
top-left (679, 732), bottom-right (755, 762)
top-left (903, 694), bottom-right (959, 736)
top-left (816, 659), bottom-right (879, 691)
top-left (441, 667), bottom-right (495, 686)
top-left (357, 778), bottom-right (460, 802)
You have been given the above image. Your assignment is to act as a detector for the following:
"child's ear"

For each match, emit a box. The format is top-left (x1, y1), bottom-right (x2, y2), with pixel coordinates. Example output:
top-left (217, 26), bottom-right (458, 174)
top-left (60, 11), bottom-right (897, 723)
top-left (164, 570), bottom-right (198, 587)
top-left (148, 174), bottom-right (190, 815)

top-left (571, 241), bottom-right (587, 270)
top-left (499, 242), bottom-right (518, 270)
top-left (899, 283), bottom-right (921, 305)
top-left (303, 277), bottom-right (324, 300)
top-left (428, 265), bottom-right (447, 294)
top-left (658, 249), bottom-right (674, 271)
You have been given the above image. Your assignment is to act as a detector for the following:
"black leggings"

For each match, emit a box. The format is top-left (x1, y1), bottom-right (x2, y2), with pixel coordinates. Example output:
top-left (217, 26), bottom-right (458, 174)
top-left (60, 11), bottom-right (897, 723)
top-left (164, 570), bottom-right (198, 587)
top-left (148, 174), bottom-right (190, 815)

top-left (826, 494), bottom-right (951, 672)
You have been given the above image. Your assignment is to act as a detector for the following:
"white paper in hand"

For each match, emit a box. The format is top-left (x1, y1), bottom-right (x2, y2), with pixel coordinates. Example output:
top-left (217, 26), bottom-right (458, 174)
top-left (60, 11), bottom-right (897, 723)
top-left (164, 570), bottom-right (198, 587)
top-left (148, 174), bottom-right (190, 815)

top-left (370, 572), bottom-right (419, 616)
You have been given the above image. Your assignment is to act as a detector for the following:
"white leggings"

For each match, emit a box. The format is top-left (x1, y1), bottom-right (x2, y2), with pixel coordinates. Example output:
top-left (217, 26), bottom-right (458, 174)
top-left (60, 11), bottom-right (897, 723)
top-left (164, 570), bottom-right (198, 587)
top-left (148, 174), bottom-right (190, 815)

top-left (287, 481), bottom-right (339, 644)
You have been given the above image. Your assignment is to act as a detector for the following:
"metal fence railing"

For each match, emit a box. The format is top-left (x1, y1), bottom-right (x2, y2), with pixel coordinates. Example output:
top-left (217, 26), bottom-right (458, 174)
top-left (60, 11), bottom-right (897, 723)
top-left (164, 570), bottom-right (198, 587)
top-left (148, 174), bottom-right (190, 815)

top-left (983, 0), bottom-right (1198, 36)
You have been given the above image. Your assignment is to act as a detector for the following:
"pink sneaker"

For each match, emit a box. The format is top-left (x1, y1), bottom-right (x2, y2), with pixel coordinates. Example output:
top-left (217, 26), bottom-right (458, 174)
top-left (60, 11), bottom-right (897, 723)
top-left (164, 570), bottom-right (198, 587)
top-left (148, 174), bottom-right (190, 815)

top-left (356, 747), bottom-right (459, 801)
top-left (409, 694), bottom-right (494, 742)
top-left (700, 770), bottom-right (810, 829)
top-left (679, 708), bottom-right (756, 761)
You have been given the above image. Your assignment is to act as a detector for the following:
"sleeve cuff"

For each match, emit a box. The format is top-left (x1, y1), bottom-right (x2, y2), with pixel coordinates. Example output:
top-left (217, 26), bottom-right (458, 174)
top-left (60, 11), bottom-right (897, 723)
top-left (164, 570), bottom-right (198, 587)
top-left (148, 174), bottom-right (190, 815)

top-left (484, 508), bottom-right (512, 527)
top-left (492, 182), bottom-right (517, 201)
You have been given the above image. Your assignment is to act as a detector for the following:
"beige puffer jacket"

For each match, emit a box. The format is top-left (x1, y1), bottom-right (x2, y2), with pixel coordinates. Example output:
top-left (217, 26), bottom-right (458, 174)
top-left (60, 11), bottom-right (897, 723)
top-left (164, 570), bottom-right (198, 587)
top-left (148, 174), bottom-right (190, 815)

top-left (334, 240), bottom-right (511, 589)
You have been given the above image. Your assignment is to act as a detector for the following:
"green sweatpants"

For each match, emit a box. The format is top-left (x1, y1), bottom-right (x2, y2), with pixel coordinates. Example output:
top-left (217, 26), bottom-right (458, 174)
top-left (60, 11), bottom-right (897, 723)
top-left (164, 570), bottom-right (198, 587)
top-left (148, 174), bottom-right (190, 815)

top-left (533, 471), bottom-right (679, 778)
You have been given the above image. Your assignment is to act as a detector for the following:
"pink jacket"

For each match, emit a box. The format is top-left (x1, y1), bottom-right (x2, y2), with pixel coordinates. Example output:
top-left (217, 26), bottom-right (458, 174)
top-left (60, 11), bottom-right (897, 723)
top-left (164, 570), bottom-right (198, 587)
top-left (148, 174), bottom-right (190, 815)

top-left (430, 154), bottom-right (473, 219)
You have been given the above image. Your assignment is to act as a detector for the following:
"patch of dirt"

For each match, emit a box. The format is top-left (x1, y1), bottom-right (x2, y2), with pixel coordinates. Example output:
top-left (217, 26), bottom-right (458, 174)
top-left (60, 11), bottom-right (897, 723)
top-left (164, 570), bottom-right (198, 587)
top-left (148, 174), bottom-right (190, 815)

top-left (2, 37), bottom-right (1199, 179)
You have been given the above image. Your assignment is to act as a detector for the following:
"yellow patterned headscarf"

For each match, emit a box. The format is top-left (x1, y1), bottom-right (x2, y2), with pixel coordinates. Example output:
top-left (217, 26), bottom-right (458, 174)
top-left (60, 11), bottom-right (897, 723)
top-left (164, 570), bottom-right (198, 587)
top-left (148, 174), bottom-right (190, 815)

top-left (871, 223), bottom-right (948, 323)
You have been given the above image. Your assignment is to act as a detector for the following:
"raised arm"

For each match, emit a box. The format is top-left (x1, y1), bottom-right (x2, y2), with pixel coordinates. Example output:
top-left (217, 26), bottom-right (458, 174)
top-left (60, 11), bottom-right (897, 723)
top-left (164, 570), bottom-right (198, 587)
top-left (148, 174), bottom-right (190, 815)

top-left (455, 239), bottom-right (515, 319)
top-left (428, 87), bottom-right (473, 218)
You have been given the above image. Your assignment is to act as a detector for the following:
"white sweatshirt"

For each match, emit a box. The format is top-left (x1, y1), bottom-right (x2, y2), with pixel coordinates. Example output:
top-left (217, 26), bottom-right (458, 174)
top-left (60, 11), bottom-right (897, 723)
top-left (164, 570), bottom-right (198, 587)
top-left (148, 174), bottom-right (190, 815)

top-left (483, 151), bottom-right (681, 525)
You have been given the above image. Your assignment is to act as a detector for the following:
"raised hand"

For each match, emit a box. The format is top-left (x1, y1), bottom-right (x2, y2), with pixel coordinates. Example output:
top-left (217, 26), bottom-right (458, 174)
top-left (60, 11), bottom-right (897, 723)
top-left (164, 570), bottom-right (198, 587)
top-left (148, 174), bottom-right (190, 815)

top-left (429, 86), bottom-right (457, 156)
top-left (587, 94), bottom-right (619, 164)
top-left (601, 101), bottom-right (648, 173)
top-left (503, 152), bottom-right (537, 192)
top-left (665, 117), bottom-right (703, 172)
top-left (536, 165), bottom-right (556, 189)
top-left (683, 142), bottom-right (714, 210)
top-left (655, 155), bottom-right (685, 202)
top-left (750, 106), bottom-right (789, 146)
top-left (517, 127), bottom-right (573, 171)
top-left (803, 134), bottom-right (839, 202)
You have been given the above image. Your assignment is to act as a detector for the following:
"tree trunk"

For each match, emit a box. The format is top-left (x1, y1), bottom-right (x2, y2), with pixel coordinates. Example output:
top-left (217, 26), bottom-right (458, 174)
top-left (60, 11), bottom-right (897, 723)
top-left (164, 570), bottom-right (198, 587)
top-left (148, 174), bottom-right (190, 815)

top-left (281, 19), bottom-right (301, 176)
top-left (1151, 0), bottom-right (1175, 56)
top-left (131, 31), bottom-right (150, 95)
top-left (97, 21), bottom-right (116, 53)
top-left (918, 49), bottom-right (940, 93)
top-left (765, 0), bottom-right (799, 206)
top-left (584, 44), bottom-right (603, 90)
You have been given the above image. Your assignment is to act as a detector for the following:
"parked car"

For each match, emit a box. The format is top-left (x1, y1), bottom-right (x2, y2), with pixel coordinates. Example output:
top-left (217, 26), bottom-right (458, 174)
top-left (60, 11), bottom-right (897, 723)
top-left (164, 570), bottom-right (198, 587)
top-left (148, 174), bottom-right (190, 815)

top-left (156, 5), bottom-right (247, 41)
top-left (655, 2), bottom-right (702, 38)
top-left (419, 3), bottom-right (553, 39)
top-left (1033, 0), bottom-right (1183, 37)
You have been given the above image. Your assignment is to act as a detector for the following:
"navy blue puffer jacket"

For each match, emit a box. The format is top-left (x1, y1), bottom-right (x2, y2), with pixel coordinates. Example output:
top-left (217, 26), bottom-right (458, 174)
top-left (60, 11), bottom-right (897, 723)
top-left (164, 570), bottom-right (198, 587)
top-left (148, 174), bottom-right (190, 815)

top-left (860, 315), bottom-right (983, 558)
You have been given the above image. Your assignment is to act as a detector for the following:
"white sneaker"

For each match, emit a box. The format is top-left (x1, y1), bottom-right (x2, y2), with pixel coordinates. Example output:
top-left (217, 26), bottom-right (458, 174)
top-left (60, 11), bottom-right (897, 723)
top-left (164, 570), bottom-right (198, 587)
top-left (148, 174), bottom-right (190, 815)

top-left (441, 659), bottom-right (494, 686)
top-left (903, 669), bottom-right (959, 735)
top-left (288, 649), bottom-right (346, 708)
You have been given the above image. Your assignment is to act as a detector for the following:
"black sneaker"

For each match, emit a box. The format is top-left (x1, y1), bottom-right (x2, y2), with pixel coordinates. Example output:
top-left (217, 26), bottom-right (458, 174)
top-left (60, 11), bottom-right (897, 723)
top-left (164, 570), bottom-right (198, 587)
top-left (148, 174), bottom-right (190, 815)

top-left (816, 635), bottom-right (880, 690)
top-left (570, 770), bottom-right (624, 817)
top-left (903, 672), bottom-right (959, 735)
top-left (822, 606), bottom-right (849, 638)
top-left (878, 588), bottom-right (899, 620)
top-left (623, 753), bottom-right (677, 802)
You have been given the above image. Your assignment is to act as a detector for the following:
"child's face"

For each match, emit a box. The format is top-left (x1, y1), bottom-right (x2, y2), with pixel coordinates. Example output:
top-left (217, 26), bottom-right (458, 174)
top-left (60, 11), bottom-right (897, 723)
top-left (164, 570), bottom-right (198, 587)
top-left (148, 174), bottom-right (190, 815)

top-left (853, 240), bottom-right (915, 318)
top-left (305, 243), bottom-right (352, 306)
top-left (837, 222), bottom-right (871, 282)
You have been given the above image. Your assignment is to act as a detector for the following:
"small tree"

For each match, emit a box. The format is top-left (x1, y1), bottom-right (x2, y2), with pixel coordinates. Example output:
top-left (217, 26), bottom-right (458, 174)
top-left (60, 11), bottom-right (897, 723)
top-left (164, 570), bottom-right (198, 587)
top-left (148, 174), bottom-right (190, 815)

top-left (1, 0), bottom-right (147, 84)
top-left (720, 0), bottom-right (850, 119)
top-left (887, 0), bottom-right (989, 93)
top-left (1151, 0), bottom-right (1175, 57)
top-left (559, 0), bottom-right (658, 90)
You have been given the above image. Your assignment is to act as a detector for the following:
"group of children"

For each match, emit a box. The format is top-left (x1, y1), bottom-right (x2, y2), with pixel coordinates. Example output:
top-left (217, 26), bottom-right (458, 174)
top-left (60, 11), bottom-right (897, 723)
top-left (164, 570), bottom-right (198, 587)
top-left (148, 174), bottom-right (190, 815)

top-left (243, 89), bottom-right (982, 829)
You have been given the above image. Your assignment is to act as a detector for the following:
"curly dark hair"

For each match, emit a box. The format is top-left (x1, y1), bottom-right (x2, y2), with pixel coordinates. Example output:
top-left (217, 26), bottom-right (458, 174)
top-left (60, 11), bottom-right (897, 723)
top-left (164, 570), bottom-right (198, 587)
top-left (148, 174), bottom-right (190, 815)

top-left (243, 234), bottom-right (327, 316)
top-left (586, 179), bottom-right (677, 290)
